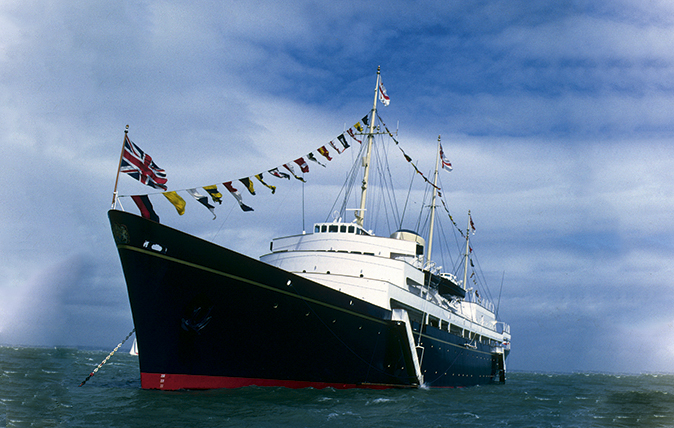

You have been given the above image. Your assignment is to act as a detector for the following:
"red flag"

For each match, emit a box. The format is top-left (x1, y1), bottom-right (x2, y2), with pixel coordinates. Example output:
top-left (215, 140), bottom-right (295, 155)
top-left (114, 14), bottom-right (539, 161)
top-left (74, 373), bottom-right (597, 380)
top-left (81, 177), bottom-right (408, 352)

top-left (440, 143), bottom-right (453, 172)
top-left (223, 181), bottom-right (254, 212)
top-left (346, 128), bottom-right (362, 144)
top-left (378, 81), bottom-right (390, 106)
top-left (317, 146), bottom-right (332, 161)
top-left (283, 163), bottom-right (306, 182)
top-left (329, 140), bottom-right (343, 154)
top-left (131, 195), bottom-right (159, 222)
top-left (268, 168), bottom-right (290, 179)
top-left (293, 157), bottom-right (309, 173)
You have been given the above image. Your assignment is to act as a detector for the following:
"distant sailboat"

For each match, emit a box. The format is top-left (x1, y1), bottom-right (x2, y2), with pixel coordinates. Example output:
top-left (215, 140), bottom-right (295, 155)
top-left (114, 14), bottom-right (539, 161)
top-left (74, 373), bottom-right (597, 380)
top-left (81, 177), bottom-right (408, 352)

top-left (129, 338), bottom-right (138, 356)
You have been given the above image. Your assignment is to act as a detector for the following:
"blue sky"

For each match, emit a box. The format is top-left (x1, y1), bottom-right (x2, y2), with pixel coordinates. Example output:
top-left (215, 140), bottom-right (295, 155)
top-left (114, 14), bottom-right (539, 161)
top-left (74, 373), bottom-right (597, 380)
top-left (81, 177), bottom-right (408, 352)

top-left (1, 0), bottom-right (673, 374)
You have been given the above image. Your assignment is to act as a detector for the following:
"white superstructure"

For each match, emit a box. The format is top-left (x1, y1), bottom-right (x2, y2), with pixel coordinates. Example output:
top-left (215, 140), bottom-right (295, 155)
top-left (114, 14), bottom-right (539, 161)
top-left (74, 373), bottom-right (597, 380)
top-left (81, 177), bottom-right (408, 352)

top-left (260, 221), bottom-right (511, 352)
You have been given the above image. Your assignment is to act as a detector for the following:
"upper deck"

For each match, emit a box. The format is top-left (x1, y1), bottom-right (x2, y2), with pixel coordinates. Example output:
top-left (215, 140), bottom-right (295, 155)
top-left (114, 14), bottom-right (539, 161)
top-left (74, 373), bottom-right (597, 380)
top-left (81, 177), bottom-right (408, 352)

top-left (266, 222), bottom-right (424, 261)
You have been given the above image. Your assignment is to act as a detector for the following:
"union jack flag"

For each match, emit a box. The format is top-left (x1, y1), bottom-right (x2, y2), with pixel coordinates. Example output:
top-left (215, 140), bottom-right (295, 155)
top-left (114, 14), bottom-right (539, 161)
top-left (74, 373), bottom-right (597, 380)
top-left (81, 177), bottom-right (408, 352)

top-left (120, 135), bottom-right (167, 190)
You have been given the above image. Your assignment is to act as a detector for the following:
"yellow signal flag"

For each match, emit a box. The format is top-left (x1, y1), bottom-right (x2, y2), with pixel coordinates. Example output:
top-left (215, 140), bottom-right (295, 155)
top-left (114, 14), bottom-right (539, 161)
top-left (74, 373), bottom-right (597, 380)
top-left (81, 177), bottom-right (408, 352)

top-left (239, 178), bottom-right (256, 195)
top-left (203, 184), bottom-right (223, 204)
top-left (163, 191), bottom-right (186, 215)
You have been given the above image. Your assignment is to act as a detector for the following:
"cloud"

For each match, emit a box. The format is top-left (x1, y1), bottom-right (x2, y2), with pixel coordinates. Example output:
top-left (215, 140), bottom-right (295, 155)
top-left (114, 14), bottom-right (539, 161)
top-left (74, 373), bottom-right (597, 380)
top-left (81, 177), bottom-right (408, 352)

top-left (1, 0), bottom-right (673, 374)
top-left (0, 254), bottom-right (130, 347)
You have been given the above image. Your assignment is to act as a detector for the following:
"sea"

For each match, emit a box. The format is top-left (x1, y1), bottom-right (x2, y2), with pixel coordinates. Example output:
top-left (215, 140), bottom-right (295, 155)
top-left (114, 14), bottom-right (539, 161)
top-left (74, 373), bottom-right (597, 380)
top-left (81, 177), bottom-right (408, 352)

top-left (1, 346), bottom-right (673, 427)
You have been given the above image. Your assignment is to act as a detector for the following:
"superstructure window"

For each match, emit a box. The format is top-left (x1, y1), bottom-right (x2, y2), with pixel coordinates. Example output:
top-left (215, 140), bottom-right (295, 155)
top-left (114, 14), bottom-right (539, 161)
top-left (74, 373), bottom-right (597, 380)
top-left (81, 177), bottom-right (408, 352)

top-left (321, 225), bottom-right (327, 233)
top-left (329, 225), bottom-right (338, 233)
top-left (315, 225), bottom-right (320, 233)
top-left (340, 225), bottom-right (347, 232)
top-left (348, 226), bottom-right (355, 233)
top-left (450, 324), bottom-right (463, 336)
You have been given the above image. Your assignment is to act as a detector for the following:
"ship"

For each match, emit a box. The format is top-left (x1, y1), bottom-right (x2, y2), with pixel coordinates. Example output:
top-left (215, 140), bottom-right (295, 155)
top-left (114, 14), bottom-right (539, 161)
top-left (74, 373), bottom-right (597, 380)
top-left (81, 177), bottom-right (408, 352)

top-left (109, 69), bottom-right (511, 390)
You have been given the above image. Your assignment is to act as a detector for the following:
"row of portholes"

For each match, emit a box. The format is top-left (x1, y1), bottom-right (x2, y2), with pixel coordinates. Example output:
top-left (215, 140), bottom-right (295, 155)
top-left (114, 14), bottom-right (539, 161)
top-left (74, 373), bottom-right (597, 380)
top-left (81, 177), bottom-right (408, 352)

top-left (270, 300), bottom-right (377, 335)
top-left (425, 344), bottom-right (493, 363)
top-left (423, 372), bottom-right (493, 378)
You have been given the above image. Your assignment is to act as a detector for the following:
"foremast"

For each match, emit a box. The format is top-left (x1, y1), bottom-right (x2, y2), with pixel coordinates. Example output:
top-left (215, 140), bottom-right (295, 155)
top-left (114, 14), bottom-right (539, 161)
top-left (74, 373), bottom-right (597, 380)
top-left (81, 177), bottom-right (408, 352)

top-left (355, 67), bottom-right (382, 228)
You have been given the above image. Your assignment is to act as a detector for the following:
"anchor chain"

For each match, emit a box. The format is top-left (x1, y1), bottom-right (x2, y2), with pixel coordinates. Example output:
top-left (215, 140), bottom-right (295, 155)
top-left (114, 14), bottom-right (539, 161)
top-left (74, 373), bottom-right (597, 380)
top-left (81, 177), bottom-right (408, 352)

top-left (78, 328), bottom-right (135, 387)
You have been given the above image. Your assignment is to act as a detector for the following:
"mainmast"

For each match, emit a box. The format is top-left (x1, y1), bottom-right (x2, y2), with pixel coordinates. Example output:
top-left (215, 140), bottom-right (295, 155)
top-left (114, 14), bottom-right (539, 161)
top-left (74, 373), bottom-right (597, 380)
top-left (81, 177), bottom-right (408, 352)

top-left (425, 135), bottom-right (442, 268)
top-left (462, 211), bottom-right (471, 291)
top-left (355, 67), bottom-right (381, 228)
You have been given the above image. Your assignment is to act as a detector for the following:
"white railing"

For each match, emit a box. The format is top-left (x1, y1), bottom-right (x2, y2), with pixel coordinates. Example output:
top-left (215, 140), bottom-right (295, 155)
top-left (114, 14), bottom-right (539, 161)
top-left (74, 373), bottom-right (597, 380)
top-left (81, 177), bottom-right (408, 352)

top-left (464, 290), bottom-right (495, 313)
top-left (495, 321), bottom-right (510, 334)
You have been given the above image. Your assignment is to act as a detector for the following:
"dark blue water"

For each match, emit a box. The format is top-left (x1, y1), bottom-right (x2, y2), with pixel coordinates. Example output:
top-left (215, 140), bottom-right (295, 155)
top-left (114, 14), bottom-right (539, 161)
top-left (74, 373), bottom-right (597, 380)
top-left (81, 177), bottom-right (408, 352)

top-left (2, 346), bottom-right (673, 427)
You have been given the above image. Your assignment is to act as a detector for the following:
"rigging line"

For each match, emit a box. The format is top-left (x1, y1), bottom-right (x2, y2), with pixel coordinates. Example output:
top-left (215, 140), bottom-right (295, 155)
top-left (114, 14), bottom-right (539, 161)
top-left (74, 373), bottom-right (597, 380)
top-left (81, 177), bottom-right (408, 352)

top-left (443, 209), bottom-right (465, 276)
top-left (211, 204), bottom-right (236, 242)
top-left (399, 167), bottom-right (416, 230)
top-left (471, 249), bottom-right (495, 304)
top-left (432, 198), bottom-right (463, 274)
top-left (434, 194), bottom-right (466, 274)
top-left (435, 215), bottom-right (451, 274)
top-left (371, 132), bottom-right (389, 230)
top-left (431, 174), bottom-right (456, 272)
top-left (372, 136), bottom-right (400, 233)
top-left (414, 180), bottom-right (431, 233)
top-left (373, 144), bottom-right (391, 231)
top-left (496, 271), bottom-right (505, 318)
top-left (435, 173), bottom-right (466, 241)
top-left (368, 140), bottom-right (383, 231)
top-left (380, 132), bottom-right (401, 227)
top-left (420, 183), bottom-right (435, 242)
top-left (328, 142), bottom-right (366, 222)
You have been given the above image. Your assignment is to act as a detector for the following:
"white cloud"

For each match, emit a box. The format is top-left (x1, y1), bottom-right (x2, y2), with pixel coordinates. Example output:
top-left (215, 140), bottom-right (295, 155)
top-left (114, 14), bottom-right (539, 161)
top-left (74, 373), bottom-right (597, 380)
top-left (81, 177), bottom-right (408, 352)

top-left (1, 0), bottom-right (673, 374)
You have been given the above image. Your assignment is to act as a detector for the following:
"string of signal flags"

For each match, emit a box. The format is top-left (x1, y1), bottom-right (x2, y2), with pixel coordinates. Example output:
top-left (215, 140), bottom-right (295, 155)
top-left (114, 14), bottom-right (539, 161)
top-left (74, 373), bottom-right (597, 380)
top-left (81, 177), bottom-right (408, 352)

top-left (112, 114), bottom-right (372, 223)
top-left (112, 112), bottom-right (452, 225)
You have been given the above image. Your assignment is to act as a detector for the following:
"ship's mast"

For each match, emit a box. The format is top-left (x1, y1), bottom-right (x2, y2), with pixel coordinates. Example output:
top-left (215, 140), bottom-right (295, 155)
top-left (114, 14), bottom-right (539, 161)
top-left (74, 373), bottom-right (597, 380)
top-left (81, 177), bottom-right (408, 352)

top-left (425, 136), bottom-right (442, 268)
top-left (462, 211), bottom-right (471, 291)
top-left (355, 67), bottom-right (381, 228)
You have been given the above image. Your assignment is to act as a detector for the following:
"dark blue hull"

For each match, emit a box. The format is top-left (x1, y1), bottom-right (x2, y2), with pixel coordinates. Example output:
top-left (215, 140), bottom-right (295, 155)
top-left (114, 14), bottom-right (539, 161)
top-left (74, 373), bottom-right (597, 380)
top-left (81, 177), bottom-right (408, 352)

top-left (413, 322), bottom-right (506, 387)
top-left (109, 210), bottom-right (505, 390)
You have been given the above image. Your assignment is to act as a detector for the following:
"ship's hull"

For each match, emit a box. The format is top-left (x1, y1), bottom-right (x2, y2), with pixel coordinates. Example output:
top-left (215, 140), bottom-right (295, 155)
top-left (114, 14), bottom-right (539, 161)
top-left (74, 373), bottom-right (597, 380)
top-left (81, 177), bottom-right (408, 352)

top-left (109, 210), bottom-right (505, 390)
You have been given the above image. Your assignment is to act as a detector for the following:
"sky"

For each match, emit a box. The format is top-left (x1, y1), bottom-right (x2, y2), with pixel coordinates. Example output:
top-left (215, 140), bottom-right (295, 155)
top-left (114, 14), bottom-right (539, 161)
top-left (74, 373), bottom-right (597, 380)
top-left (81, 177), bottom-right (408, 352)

top-left (1, 0), bottom-right (673, 374)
